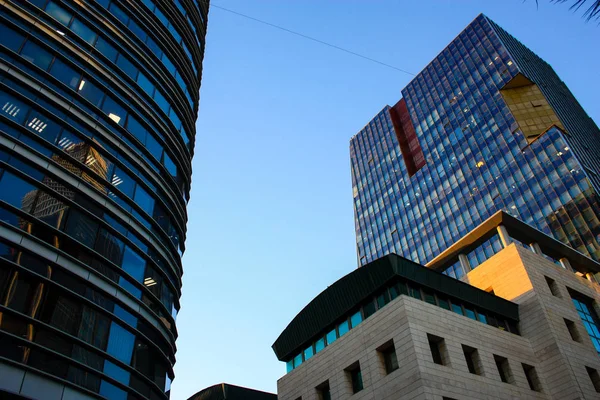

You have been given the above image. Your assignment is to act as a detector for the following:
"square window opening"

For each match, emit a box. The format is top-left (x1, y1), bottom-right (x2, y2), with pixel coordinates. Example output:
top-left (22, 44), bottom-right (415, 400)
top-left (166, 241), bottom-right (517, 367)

top-left (493, 354), bottom-right (514, 384)
top-left (522, 363), bottom-right (542, 392)
top-left (427, 334), bottom-right (449, 366)
top-left (462, 344), bottom-right (482, 375)
top-left (377, 340), bottom-right (399, 375)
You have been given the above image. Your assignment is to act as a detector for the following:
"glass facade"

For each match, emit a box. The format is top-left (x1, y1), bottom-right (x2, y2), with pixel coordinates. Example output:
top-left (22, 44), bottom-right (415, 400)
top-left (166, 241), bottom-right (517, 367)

top-left (350, 14), bottom-right (600, 268)
top-left (0, 0), bottom-right (208, 399)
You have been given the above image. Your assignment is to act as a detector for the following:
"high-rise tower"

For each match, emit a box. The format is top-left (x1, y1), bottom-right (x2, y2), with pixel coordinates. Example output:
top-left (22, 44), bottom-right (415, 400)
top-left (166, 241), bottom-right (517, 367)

top-left (350, 14), bottom-right (600, 273)
top-left (0, 0), bottom-right (208, 399)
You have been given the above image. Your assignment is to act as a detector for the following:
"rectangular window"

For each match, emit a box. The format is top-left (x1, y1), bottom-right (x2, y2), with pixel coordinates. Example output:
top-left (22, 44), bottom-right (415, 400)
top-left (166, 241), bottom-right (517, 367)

top-left (338, 320), bottom-right (349, 337)
top-left (522, 363), bottom-right (541, 392)
top-left (427, 334), bottom-right (448, 366)
top-left (377, 340), bottom-right (399, 374)
top-left (462, 345), bottom-right (481, 375)
top-left (350, 311), bottom-right (362, 328)
top-left (545, 276), bottom-right (561, 297)
top-left (304, 345), bottom-right (314, 361)
top-left (494, 354), bottom-right (513, 384)
top-left (345, 362), bottom-right (363, 394)
top-left (570, 290), bottom-right (600, 353)
top-left (586, 366), bottom-right (600, 392)
top-left (326, 328), bottom-right (337, 345)
top-left (315, 338), bottom-right (325, 353)
top-left (316, 381), bottom-right (331, 400)
top-left (565, 318), bottom-right (581, 342)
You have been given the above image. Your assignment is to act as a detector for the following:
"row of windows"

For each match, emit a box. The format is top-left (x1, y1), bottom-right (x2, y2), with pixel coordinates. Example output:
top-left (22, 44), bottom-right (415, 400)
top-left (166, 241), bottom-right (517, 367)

top-left (0, 253), bottom-right (173, 398)
top-left (0, 12), bottom-right (191, 206)
top-left (30, 0), bottom-right (198, 116)
top-left (137, 0), bottom-right (205, 68)
top-left (286, 278), bottom-right (519, 373)
top-left (0, 84), bottom-right (185, 258)
top-left (0, 165), bottom-right (178, 332)
top-left (426, 333), bottom-right (542, 392)
top-left (350, 15), bottom-right (600, 267)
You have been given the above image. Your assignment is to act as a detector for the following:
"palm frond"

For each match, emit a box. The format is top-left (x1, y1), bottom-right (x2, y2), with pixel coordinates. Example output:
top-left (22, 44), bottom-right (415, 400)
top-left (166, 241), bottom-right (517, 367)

top-left (535, 0), bottom-right (600, 20)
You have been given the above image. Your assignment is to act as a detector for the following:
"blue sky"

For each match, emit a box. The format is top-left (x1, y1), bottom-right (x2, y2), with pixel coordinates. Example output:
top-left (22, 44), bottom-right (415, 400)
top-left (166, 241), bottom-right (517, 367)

top-left (171, 1), bottom-right (599, 398)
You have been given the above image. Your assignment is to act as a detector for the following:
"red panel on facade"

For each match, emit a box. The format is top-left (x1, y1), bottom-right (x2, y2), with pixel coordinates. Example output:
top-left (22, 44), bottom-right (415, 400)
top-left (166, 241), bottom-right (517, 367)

top-left (388, 99), bottom-right (426, 177)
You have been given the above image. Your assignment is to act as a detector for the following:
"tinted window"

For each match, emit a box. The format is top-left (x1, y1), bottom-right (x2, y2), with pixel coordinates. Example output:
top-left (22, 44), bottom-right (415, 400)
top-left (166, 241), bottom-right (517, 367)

top-left (78, 79), bottom-right (104, 107)
top-left (50, 58), bottom-right (81, 89)
top-left (45, 2), bottom-right (73, 25)
top-left (106, 322), bottom-right (135, 363)
top-left (0, 23), bottom-right (25, 51)
top-left (70, 19), bottom-right (97, 44)
top-left (101, 96), bottom-right (126, 126)
top-left (20, 41), bottom-right (54, 70)
top-left (122, 246), bottom-right (146, 282)
top-left (95, 37), bottom-right (118, 62)
top-left (116, 55), bottom-right (138, 80)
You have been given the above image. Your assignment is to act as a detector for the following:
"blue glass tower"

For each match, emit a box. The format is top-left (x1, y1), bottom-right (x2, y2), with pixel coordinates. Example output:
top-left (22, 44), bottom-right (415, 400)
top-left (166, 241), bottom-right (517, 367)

top-left (350, 15), bottom-right (600, 272)
top-left (0, 0), bottom-right (207, 399)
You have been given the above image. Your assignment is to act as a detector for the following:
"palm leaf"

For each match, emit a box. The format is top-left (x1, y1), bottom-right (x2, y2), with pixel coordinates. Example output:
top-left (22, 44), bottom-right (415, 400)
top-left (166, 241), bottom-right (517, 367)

top-left (535, 0), bottom-right (600, 20)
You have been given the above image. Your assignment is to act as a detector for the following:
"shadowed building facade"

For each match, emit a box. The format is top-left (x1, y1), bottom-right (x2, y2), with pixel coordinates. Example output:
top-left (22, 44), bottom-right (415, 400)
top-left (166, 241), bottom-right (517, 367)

top-left (350, 14), bottom-right (600, 272)
top-left (0, 0), bottom-right (208, 399)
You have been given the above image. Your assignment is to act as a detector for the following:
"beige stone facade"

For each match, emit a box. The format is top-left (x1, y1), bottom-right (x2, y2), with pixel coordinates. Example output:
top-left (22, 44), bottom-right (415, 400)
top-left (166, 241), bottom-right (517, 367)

top-left (277, 243), bottom-right (600, 400)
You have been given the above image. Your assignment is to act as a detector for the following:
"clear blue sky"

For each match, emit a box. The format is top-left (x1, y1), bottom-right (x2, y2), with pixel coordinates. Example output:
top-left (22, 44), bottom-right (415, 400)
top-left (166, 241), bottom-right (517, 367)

top-left (171, 1), bottom-right (599, 398)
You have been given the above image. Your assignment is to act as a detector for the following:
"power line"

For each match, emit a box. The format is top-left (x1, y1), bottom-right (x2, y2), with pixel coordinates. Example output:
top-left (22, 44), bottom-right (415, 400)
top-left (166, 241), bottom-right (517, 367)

top-left (206, 2), bottom-right (416, 76)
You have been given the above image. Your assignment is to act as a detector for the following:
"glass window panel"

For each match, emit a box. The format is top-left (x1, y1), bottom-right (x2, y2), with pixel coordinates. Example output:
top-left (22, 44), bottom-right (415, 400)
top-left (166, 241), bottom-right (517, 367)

top-left (106, 322), bottom-right (135, 364)
top-left (133, 186), bottom-right (155, 214)
top-left (20, 41), bottom-right (54, 70)
top-left (0, 23), bottom-right (25, 51)
top-left (326, 328), bottom-right (337, 345)
top-left (108, 3), bottom-right (129, 25)
top-left (363, 300), bottom-right (376, 319)
top-left (136, 72), bottom-right (155, 97)
top-left (101, 96), bottom-right (126, 126)
top-left (451, 303), bottom-right (464, 315)
top-left (103, 360), bottom-right (130, 385)
top-left (70, 19), bottom-right (97, 44)
top-left (286, 360), bottom-right (293, 373)
top-left (64, 209), bottom-right (99, 248)
top-left (116, 54), bottom-right (138, 81)
top-left (350, 311), bottom-right (362, 328)
top-left (464, 307), bottom-right (477, 320)
top-left (293, 353), bottom-right (302, 368)
top-left (437, 297), bottom-right (451, 310)
top-left (45, 2), bottom-right (73, 25)
top-left (145, 133), bottom-right (162, 161)
top-left (49, 58), bottom-right (80, 90)
top-left (304, 345), bottom-right (313, 361)
top-left (77, 78), bottom-right (104, 107)
top-left (477, 312), bottom-right (487, 324)
top-left (409, 285), bottom-right (422, 300)
top-left (99, 380), bottom-right (127, 400)
top-left (112, 167), bottom-right (135, 197)
top-left (114, 304), bottom-right (137, 327)
top-left (95, 228), bottom-right (124, 265)
top-left (338, 320), bottom-right (349, 337)
top-left (315, 337), bottom-right (325, 353)
top-left (163, 153), bottom-right (177, 178)
top-left (121, 246), bottom-right (146, 282)
top-left (95, 37), bottom-right (118, 62)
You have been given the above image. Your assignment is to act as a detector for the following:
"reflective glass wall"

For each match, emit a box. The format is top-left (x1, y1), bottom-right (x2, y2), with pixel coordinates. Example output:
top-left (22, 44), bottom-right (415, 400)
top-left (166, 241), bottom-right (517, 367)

top-left (0, 0), bottom-right (208, 399)
top-left (350, 15), bottom-right (600, 267)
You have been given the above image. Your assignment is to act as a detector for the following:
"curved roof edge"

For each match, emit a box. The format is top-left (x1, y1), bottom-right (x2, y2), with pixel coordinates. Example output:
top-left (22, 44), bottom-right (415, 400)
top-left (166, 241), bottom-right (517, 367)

top-left (187, 383), bottom-right (277, 400)
top-left (272, 253), bottom-right (518, 361)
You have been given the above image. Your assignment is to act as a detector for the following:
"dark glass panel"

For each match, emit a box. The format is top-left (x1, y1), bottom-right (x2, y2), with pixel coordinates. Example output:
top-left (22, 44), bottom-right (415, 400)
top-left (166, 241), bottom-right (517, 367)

top-left (0, 22), bottom-right (26, 51)
top-left (20, 41), bottom-right (54, 70)
top-left (70, 18), bottom-right (97, 45)
top-left (64, 209), bottom-right (99, 248)
top-left (45, 1), bottom-right (73, 25)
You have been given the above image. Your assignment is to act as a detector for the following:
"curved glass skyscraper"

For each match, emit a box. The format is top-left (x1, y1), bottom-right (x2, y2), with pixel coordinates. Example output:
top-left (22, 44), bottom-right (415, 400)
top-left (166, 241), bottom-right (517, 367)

top-left (0, 0), bottom-right (207, 399)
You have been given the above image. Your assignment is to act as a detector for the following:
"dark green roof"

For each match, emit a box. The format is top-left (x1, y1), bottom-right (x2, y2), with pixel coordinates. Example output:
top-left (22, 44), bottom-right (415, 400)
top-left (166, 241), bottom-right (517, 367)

top-left (272, 254), bottom-right (518, 361)
top-left (187, 384), bottom-right (277, 400)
